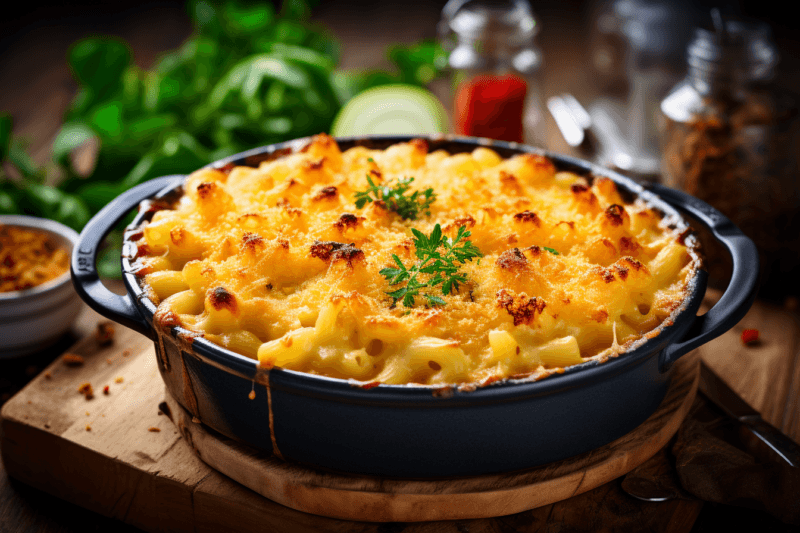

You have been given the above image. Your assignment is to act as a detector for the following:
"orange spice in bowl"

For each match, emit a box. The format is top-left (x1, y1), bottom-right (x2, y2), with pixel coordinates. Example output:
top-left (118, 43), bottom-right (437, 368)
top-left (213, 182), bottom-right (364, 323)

top-left (0, 225), bottom-right (69, 293)
top-left (0, 215), bottom-right (82, 358)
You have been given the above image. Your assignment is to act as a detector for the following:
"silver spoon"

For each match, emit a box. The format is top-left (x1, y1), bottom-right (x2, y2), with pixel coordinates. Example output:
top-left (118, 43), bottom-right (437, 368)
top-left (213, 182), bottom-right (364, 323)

top-left (620, 475), bottom-right (680, 502)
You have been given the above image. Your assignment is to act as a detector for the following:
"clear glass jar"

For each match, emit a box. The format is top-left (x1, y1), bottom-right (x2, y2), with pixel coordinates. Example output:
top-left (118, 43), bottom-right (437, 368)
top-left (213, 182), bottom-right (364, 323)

top-left (587, 0), bottom-right (634, 98)
top-left (660, 19), bottom-right (800, 296)
top-left (439, 0), bottom-right (545, 146)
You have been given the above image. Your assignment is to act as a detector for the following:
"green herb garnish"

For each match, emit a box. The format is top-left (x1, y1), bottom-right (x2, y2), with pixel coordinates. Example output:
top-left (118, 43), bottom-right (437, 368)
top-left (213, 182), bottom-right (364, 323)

top-left (380, 224), bottom-right (482, 308)
top-left (543, 247), bottom-right (560, 256)
top-left (0, 1), bottom-right (450, 278)
top-left (354, 175), bottom-right (435, 220)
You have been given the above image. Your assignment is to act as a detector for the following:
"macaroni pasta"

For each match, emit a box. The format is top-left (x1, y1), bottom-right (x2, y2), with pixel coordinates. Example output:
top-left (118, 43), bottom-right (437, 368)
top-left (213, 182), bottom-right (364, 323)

top-left (132, 135), bottom-right (698, 386)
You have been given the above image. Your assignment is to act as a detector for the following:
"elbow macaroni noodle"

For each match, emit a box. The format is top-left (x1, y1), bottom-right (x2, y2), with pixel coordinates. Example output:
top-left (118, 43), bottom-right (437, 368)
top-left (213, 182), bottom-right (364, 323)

top-left (132, 135), bottom-right (698, 386)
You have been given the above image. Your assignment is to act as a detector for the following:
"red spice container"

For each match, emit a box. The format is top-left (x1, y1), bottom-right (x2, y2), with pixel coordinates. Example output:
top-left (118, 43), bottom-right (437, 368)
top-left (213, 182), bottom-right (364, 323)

top-left (440, 0), bottom-right (545, 146)
top-left (455, 74), bottom-right (528, 142)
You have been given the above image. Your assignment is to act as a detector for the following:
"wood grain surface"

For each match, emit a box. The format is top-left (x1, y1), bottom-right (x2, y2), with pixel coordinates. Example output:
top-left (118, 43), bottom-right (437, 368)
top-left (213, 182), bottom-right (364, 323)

top-left (695, 291), bottom-right (800, 445)
top-left (1, 320), bottom-right (702, 532)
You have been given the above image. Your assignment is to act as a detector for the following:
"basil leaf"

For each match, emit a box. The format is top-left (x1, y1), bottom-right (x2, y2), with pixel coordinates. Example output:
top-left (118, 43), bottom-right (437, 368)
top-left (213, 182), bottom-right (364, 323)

top-left (122, 132), bottom-right (209, 189)
top-left (0, 113), bottom-right (11, 161)
top-left (222, 2), bottom-right (275, 35)
top-left (272, 19), bottom-right (308, 45)
top-left (209, 145), bottom-right (239, 162)
top-left (54, 194), bottom-right (92, 231)
top-left (75, 181), bottom-right (122, 214)
top-left (52, 122), bottom-right (97, 166)
top-left (68, 38), bottom-right (131, 101)
top-left (7, 140), bottom-right (41, 180)
top-left (143, 72), bottom-right (182, 113)
top-left (243, 55), bottom-right (310, 94)
top-left (156, 39), bottom-right (222, 106)
top-left (262, 117), bottom-right (292, 135)
top-left (97, 231), bottom-right (124, 279)
top-left (20, 184), bottom-right (67, 216)
top-left (89, 146), bottom-right (142, 187)
top-left (388, 40), bottom-right (447, 86)
top-left (127, 114), bottom-right (179, 144)
top-left (269, 43), bottom-right (335, 72)
top-left (66, 87), bottom-right (96, 119)
top-left (281, 0), bottom-right (312, 21)
top-left (207, 54), bottom-right (310, 111)
top-left (90, 102), bottom-right (124, 138)
top-left (189, 0), bottom-right (218, 35)
top-left (304, 29), bottom-right (341, 64)
top-left (162, 131), bottom-right (210, 162)
top-left (265, 81), bottom-right (288, 112)
top-left (0, 189), bottom-right (19, 215)
top-left (330, 70), bottom-right (398, 105)
top-left (121, 153), bottom-right (180, 189)
top-left (121, 66), bottom-right (143, 110)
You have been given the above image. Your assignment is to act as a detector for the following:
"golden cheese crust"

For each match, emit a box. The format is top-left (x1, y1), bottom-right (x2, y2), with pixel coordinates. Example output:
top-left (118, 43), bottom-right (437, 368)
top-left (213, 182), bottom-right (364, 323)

top-left (0, 225), bottom-right (69, 292)
top-left (133, 135), bottom-right (699, 386)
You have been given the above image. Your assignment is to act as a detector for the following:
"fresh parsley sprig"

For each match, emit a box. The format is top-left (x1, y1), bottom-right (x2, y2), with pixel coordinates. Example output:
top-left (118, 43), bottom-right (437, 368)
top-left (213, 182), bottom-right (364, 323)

top-left (380, 224), bottom-right (482, 308)
top-left (354, 175), bottom-right (436, 220)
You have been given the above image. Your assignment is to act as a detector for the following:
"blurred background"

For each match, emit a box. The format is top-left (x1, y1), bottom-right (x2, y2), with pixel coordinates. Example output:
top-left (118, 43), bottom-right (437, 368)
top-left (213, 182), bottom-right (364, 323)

top-left (1, 0), bottom-right (798, 299)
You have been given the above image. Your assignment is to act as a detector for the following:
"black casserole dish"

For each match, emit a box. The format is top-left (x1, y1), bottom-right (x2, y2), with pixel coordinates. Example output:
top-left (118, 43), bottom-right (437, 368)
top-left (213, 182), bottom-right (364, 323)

top-left (71, 135), bottom-right (759, 477)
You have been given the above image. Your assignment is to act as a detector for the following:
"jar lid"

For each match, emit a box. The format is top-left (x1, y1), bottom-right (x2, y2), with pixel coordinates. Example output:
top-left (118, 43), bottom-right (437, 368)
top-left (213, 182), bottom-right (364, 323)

top-left (615, 0), bottom-right (701, 64)
top-left (441, 0), bottom-right (538, 45)
top-left (687, 19), bottom-right (778, 84)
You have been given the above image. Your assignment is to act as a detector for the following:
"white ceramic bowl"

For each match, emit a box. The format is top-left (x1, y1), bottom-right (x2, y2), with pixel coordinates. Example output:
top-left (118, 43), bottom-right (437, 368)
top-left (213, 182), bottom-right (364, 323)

top-left (0, 215), bottom-right (83, 358)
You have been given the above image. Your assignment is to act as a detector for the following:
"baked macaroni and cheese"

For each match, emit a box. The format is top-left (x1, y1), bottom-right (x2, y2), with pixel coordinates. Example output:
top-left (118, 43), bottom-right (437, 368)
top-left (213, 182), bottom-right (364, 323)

top-left (132, 135), bottom-right (699, 386)
top-left (0, 225), bottom-right (69, 293)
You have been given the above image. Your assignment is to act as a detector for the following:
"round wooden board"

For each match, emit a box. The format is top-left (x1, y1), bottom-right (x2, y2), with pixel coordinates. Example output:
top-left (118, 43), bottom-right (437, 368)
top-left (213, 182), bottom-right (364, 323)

top-left (164, 356), bottom-right (698, 523)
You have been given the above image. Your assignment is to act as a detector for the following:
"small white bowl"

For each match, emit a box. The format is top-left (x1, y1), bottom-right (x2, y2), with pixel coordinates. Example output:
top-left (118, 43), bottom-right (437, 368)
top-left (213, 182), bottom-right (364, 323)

top-left (0, 215), bottom-right (84, 358)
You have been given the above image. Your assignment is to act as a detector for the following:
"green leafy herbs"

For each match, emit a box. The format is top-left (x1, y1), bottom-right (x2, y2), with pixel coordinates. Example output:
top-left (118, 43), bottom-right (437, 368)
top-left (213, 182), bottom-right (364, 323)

top-left (0, 0), bottom-right (449, 278)
top-left (543, 246), bottom-right (560, 256)
top-left (380, 224), bottom-right (482, 308)
top-left (331, 40), bottom-right (447, 103)
top-left (354, 175), bottom-right (435, 220)
top-left (0, 114), bottom-right (12, 161)
top-left (388, 40), bottom-right (448, 86)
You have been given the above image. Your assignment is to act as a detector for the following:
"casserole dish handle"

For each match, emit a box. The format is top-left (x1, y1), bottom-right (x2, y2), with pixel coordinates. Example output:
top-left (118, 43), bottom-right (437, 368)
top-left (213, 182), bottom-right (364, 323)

top-left (71, 175), bottom-right (184, 340)
top-left (647, 183), bottom-right (759, 372)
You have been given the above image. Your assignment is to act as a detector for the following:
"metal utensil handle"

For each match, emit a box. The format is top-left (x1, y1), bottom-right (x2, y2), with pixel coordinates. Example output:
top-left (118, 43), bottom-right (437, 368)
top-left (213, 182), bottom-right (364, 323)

top-left (741, 415), bottom-right (800, 468)
top-left (647, 183), bottom-right (760, 372)
top-left (71, 176), bottom-right (184, 339)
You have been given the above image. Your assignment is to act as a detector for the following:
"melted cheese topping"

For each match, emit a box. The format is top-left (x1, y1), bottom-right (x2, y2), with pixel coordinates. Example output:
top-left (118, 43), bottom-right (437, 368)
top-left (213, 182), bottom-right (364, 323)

top-left (134, 135), bottom-right (696, 386)
top-left (0, 225), bottom-right (69, 292)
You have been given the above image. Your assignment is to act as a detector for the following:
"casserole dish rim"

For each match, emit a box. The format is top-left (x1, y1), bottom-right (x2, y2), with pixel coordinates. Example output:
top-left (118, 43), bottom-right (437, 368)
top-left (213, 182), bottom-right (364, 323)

top-left (119, 134), bottom-right (706, 402)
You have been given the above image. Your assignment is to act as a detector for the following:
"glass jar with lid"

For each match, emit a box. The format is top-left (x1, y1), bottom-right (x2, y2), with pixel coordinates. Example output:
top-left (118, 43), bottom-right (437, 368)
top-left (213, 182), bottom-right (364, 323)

top-left (660, 17), bottom-right (800, 296)
top-left (439, 0), bottom-right (545, 146)
top-left (585, 0), bottom-right (702, 179)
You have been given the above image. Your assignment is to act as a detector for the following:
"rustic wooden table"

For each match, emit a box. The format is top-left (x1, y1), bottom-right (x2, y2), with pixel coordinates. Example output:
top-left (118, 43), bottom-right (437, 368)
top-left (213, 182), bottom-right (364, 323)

top-left (1, 1), bottom-right (799, 531)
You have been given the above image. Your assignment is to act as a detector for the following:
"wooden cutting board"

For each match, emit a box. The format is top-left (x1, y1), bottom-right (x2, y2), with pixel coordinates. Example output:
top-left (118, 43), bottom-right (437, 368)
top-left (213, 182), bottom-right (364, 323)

top-left (161, 355), bottom-right (696, 522)
top-left (0, 320), bottom-right (705, 532)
